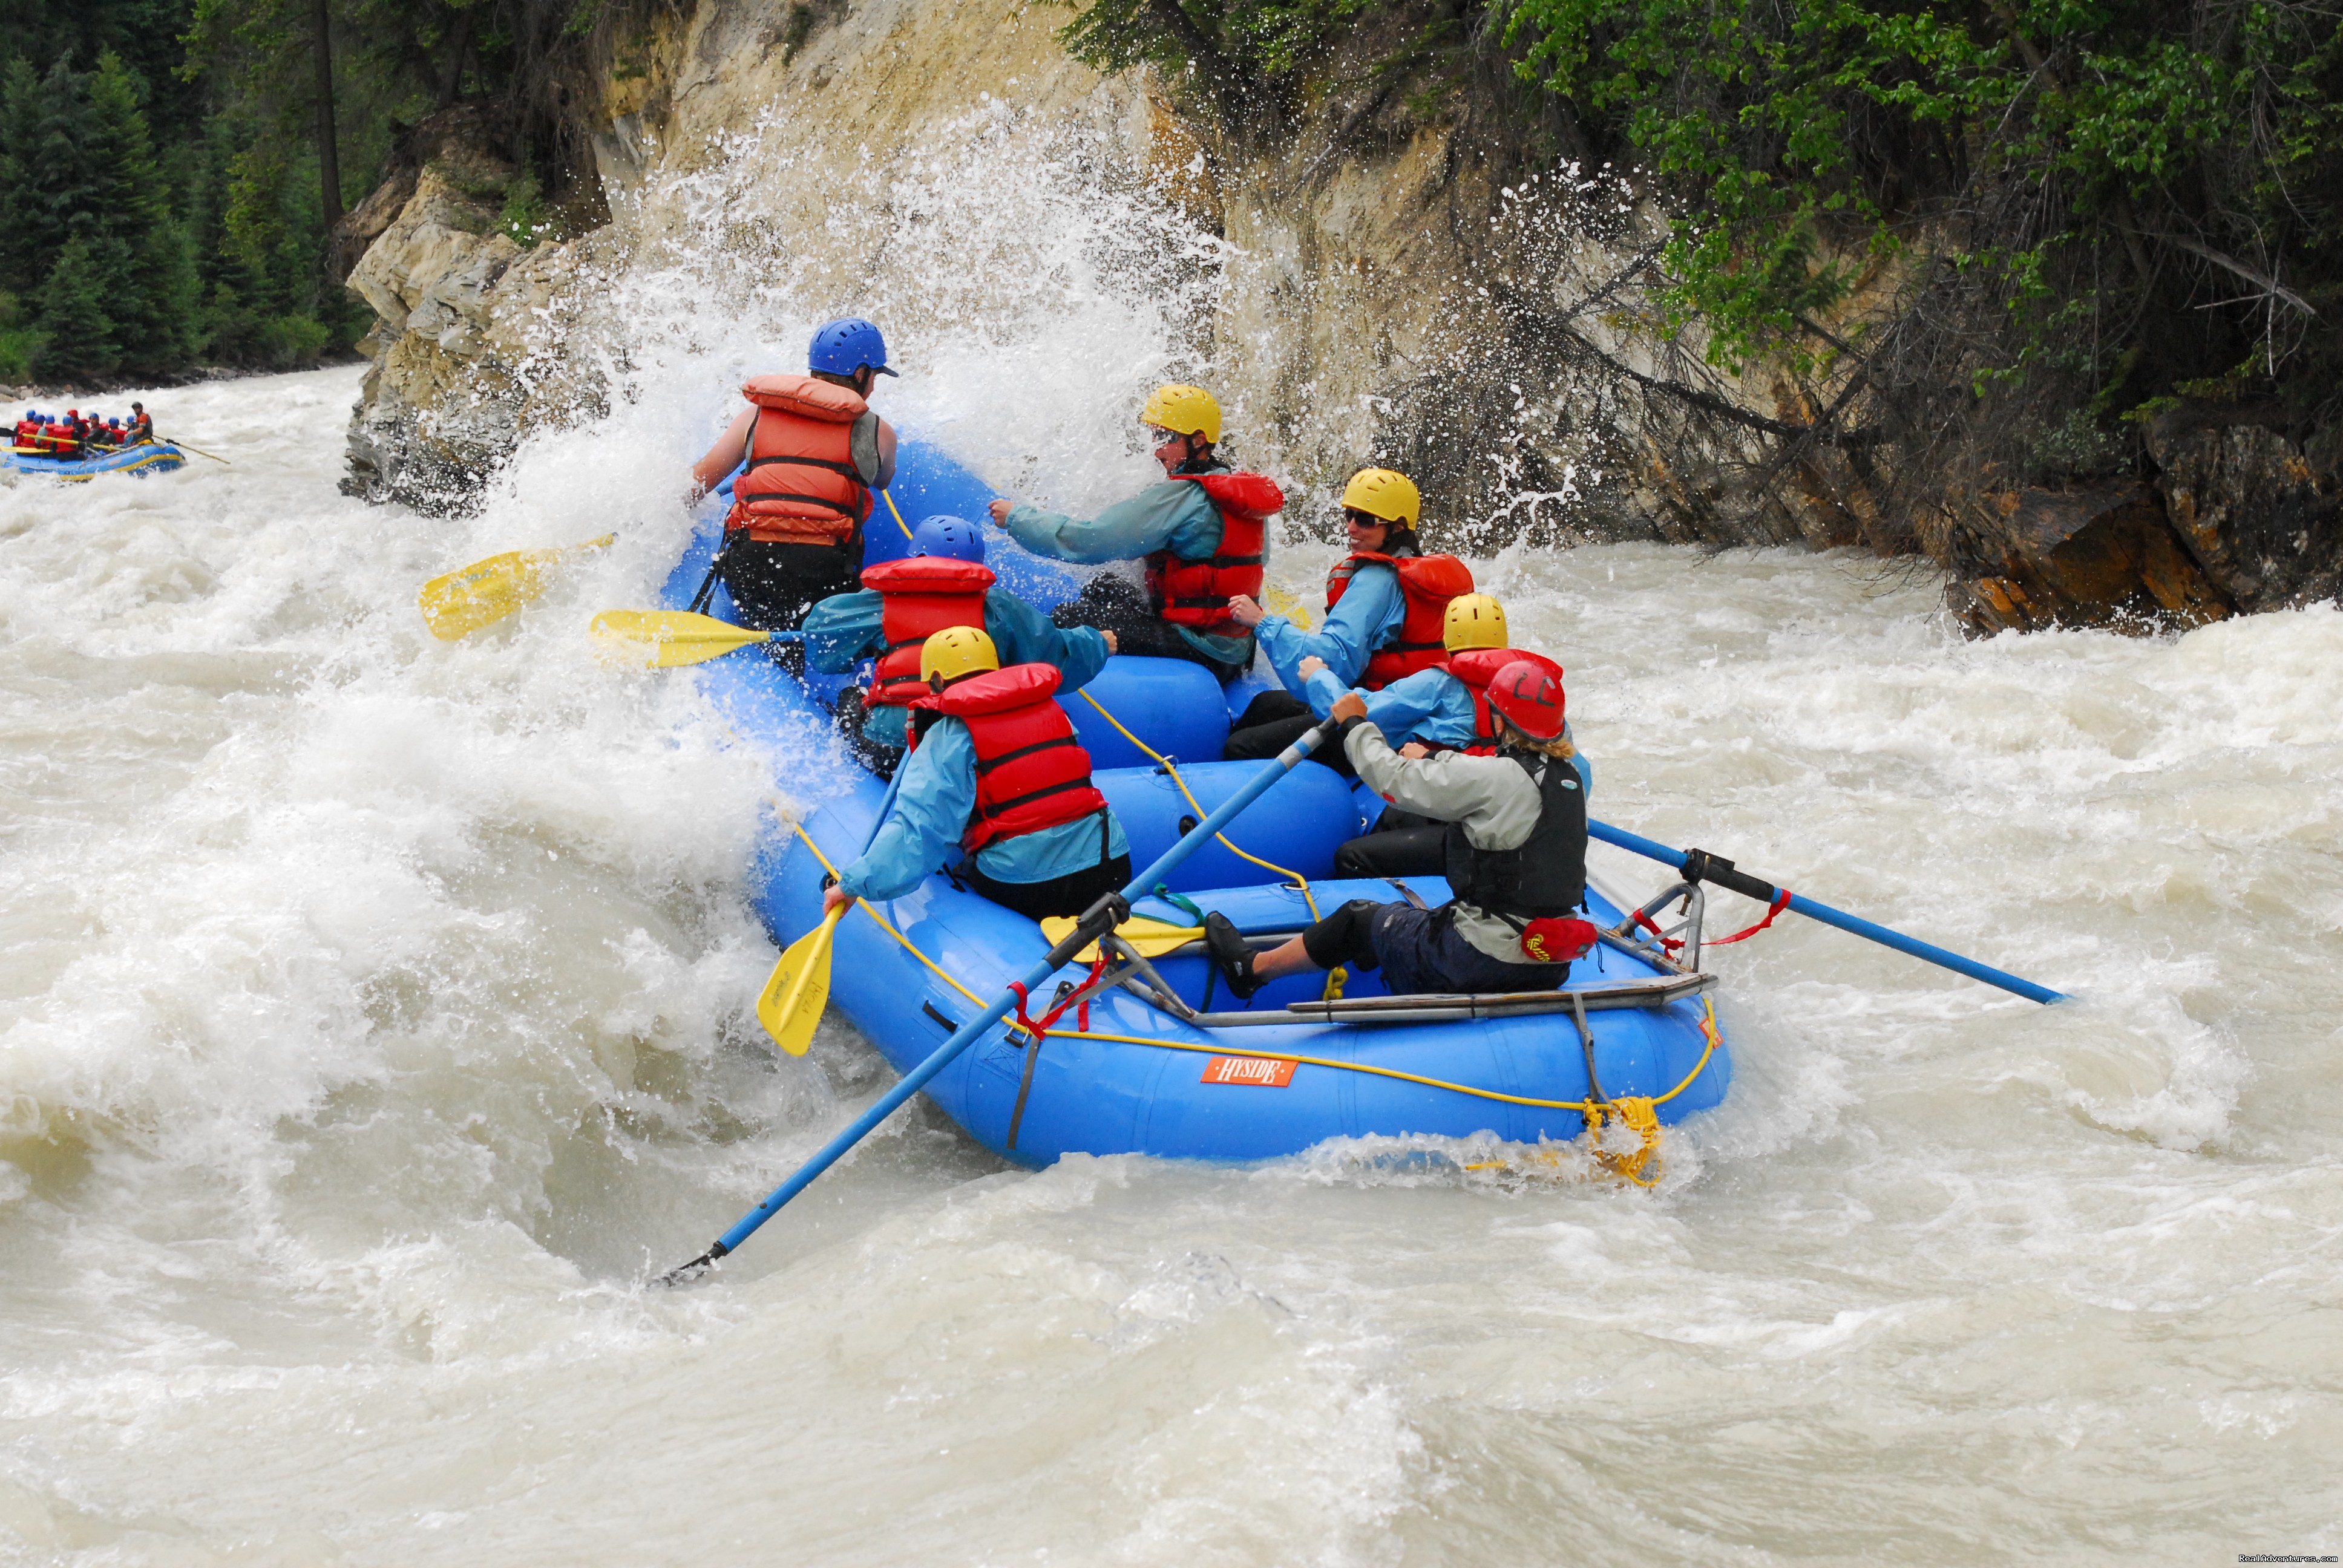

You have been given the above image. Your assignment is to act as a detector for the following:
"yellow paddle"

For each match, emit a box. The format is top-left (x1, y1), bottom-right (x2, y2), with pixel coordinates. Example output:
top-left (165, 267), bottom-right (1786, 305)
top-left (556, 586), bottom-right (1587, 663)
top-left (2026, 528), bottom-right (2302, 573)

top-left (1035, 913), bottom-right (1205, 962)
top-left (756, 904), bottom-right (847, 1056)
top-left (162, 439), bottom-right (229, 465)
top-left (419, 534), bottom-right (616, 641)
top-left (1263, 584), bottom-right (1316, 629)
top-left (589, 609), bottom-right (780, 667)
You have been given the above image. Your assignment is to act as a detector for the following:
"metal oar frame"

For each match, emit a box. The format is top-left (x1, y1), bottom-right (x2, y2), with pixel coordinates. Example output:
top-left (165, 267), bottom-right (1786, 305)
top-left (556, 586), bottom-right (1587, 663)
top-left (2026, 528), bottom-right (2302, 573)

top-left (1054, 883), bottom-right (1719, 1033)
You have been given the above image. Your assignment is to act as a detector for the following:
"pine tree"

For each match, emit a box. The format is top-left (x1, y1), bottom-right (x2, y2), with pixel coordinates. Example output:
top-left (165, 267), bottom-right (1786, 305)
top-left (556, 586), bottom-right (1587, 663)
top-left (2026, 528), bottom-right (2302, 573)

top-left (0, 59), bottom-right (103, 307)
top-left (0, 59), bottom-right (47, 297)
top-left (34, 235), bottom-right (120, 378)
top-left (86, 51), bottom-right (198, 371)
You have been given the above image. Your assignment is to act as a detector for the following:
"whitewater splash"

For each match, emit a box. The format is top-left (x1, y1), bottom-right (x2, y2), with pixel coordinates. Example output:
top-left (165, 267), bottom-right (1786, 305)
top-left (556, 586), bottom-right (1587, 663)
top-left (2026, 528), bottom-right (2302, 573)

top-left (4, 126), bottom-right (2342, 1559)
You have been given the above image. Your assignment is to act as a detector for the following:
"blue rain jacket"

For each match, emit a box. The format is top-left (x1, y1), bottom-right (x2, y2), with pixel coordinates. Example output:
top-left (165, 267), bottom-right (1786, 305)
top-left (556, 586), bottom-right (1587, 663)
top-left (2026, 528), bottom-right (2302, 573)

top-left (1254, 561), bottom-right (1403, 694)
top-left (1002, 477), bottom-right (1253, 668)
top-left (802, 588), bottom-right (1112, 748)
top-left (836, 717), bottom-right (1130, 903)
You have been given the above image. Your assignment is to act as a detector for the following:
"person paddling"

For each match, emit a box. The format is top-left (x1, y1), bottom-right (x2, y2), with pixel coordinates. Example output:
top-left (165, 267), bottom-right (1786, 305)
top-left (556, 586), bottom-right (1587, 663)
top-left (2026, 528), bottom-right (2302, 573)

top-left (126, 402), bottom-right (152, 444)
top-left (803, 514), bottom-right (1118, 774)
top-left (819, 627), bottom-right (1133, 923)
top-left (1222, 465), bottom-right (1472, 766)
top-left (1204, 659), bottom-right (1596, 1000)
top-left (986, 384), bottom-right (1282, 685)
top-left (687, 317), bottom-right (900, 655)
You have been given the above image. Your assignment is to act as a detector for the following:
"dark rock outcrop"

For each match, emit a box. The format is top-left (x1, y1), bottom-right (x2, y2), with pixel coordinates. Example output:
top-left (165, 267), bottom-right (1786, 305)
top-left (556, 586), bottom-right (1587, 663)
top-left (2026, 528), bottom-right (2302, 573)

top-left (1945, 408), bottom-right (2343, 634)
top-left (2147, 408), bottom-right (2343, 611)
top-left (1945, 482), bottom-right (2232, 635)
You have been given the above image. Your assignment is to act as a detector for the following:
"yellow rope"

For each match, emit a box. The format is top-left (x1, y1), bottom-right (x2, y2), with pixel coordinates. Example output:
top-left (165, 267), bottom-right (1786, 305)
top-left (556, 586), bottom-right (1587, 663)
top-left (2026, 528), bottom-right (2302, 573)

top-left (782, 822), bottom-right (1721, 1145)
top-left (1073, 684), bottom-right (1348, 996)
top-left (882, 488), bottom-right (915, 542)
top-left (1073, 688), bottom-right (1324, 920)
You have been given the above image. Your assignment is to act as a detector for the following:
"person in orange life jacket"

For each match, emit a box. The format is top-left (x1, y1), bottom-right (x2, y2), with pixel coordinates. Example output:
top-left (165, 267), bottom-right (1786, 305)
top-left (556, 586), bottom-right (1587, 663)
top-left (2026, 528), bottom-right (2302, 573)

top-left (985, 384), bottom-right (1282, 686)
top-left (1204, 661), bottom-right (1597, 1001)
top-left (127, 402), bottom-right (152, 444)
top-left (820, 626), bottom-right (1133, 924)
top-left (686, 317), bottom-right (900, 656)
top-left (1222, 466), bottom-right (1473, 774)
top-left (802, 514), bottom-right (1118, 776)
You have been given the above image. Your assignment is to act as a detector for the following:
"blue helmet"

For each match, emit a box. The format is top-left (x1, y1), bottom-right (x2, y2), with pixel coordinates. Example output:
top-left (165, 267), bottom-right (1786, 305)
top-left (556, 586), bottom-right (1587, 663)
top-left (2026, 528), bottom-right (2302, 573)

top-left (910, 515), bottom-right (985, 562)
top-left (808, 317), bottom-right (897, 380)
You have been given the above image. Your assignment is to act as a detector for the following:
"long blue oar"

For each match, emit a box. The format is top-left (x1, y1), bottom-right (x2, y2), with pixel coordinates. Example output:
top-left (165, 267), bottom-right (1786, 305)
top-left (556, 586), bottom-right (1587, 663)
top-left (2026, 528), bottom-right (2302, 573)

top-left (661, 714), bottom-right (1345, 1282)
top-left (1589, 819), bottom-right (2067, 1005)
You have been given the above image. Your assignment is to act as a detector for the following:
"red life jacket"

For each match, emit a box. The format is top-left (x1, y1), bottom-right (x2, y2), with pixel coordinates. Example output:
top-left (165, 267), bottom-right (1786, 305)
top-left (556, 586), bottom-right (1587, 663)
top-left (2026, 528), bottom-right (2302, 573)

top-left (724, 374), bottom-right (876, 546)
top-left (859, 555), bottom-right (997, 709)
top-left (1446, 647), bottom-right (1565, 754)
top-left (1325, 550), bottom-right (1475, 688)
top-left (1145, 470), bottom-right (1284, 635)
top-left (915, 664), bottom-right (1110, 853)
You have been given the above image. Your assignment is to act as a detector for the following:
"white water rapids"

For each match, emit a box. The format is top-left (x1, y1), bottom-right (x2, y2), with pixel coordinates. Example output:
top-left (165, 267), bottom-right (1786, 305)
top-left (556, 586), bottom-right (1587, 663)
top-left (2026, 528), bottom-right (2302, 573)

top-left (5, 131), bottom-right (2343, 1559)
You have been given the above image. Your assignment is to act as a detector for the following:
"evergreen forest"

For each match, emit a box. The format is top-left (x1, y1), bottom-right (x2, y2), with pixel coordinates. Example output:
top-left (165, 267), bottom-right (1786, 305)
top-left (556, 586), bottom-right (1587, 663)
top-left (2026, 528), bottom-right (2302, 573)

top-left (0, 0), bottom-right (614, 387)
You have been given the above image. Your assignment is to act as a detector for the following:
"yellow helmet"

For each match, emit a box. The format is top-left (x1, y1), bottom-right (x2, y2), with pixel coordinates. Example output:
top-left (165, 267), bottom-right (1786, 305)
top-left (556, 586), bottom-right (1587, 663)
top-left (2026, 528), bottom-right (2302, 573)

top-left (920, 626), bottom-right (1000, 687)
top-left (1140, 384), bottom-right (1222, 445)
top-left (1443, 593), bottom-right (1507, 652)
top-left (1339, 466), bottom-right (1421, 526)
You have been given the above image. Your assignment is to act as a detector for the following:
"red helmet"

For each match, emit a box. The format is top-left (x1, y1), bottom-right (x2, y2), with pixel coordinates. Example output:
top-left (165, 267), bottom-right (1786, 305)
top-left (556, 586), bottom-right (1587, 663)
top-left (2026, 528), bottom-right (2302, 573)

top-left (1485, 658), bottom-right (1565, 740)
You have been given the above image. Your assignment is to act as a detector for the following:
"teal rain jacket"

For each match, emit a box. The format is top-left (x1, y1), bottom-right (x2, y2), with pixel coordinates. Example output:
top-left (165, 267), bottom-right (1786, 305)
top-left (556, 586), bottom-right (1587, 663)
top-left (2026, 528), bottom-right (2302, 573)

top-left (802, 587), bottom-right (1112, 749)
top-left (836, 717), bottom-right (1130, 903)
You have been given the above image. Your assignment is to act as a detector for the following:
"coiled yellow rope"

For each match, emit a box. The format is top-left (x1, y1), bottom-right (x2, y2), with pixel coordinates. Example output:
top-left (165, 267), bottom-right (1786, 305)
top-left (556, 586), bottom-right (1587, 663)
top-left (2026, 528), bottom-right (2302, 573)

top-left (783, 820), bottom-right (1722, 1181)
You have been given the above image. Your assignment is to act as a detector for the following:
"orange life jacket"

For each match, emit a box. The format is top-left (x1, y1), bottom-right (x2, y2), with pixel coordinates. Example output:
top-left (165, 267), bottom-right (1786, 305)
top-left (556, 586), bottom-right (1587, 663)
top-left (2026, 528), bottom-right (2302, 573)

top-left (1324, 549), bottom-right (1475, 688)
top-left (724, 374), bottom-right (876, 546)
top-left (915, 664), bottom-right (1110, 853)
top-left (859, 555), bottom-right (997, 710)
top-left (1445, 647), bottom-right (1565, 754)
top-left (1145, 470), bottom-right (1283, 635)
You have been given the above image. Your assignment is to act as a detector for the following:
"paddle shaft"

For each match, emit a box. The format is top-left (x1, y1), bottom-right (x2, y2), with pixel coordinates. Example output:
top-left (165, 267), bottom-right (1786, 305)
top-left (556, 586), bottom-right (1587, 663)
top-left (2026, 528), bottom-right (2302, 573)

top-left (1588, 819), bottom-right (2067, 1005)
top-left (673, 715), bottom-right (1343, 1275)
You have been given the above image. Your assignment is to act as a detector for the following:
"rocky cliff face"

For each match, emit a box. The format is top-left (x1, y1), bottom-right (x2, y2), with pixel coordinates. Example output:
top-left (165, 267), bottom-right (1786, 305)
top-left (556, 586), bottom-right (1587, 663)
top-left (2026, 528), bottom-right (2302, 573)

top-left (336, 0), bottom-right (2341, 636)
top-left (332, 0), bottom-right (1755, 547)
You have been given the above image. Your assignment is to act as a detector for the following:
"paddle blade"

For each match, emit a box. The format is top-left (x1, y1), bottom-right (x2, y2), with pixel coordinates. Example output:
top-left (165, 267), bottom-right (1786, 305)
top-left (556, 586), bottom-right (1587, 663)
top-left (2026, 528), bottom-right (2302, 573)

top-left (757, 907), bottom-right (844, 1056)
top-left (1037, 914), bottom-right (1204, 961)
top-left (419, 534), bottom-right (615, 640)
top-left (590, 609), bottom-right (770, 667)
top-left (1263, 585), bottom-right (1316, 630)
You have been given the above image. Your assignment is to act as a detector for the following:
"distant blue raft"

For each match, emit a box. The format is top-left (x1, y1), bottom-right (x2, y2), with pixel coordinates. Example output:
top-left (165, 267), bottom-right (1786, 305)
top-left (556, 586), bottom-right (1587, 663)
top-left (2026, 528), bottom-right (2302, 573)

top-left (667, 436), bottom-right (1732, 1169)
top-left (5, 443), bottom-right (186, 480)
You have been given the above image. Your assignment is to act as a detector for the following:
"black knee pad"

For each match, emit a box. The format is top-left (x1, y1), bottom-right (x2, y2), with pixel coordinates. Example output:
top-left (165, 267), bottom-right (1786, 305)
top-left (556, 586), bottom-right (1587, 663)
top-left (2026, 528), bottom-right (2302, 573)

top-left (1303, 899), bottom-right (1385, 971)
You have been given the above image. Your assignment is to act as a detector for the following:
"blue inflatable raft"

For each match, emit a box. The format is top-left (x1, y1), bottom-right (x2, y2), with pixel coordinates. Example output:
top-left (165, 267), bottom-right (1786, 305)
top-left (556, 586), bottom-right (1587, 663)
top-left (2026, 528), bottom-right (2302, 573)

top-left (664, 439), bottom-right (1732, 1171)
top-left (5, 442), bottom-right (186, 480)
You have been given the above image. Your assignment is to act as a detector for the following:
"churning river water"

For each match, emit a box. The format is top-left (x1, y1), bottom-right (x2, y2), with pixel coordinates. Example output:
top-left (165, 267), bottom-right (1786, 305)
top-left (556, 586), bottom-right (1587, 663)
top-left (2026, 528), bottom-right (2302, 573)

top-left (3, 351), bottom-right (2341, 1566)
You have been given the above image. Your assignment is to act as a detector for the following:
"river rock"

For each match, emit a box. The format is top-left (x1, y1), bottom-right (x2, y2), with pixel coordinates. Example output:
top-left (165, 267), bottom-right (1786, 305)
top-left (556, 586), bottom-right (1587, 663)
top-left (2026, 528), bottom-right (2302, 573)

top-left (1945, 482), bottom-right (2232, 635)
top-left (2146, 407), bottom-right (2343, 611)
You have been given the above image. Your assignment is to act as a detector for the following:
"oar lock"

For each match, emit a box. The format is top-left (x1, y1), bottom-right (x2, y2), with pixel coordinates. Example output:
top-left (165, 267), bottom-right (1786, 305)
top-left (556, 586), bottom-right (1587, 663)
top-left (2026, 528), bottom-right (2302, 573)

top-left (1677, 848), bottom-right (1781, 906)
